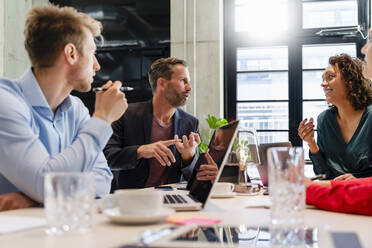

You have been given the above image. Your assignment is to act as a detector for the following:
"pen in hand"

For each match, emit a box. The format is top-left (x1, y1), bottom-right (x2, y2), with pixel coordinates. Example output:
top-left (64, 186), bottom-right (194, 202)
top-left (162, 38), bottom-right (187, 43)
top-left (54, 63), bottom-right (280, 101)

top-left (92, 86), bottom-right (134, 93)
top-left (310, 174), bottom-right (326, 181)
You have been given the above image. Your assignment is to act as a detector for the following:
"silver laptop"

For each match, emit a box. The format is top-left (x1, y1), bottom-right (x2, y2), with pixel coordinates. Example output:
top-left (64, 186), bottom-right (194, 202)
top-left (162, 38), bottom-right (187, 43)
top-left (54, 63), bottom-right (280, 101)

top-left (163, 120), bottom-right (240, 211)
top-left (257, 142), bottom-right (291, 186)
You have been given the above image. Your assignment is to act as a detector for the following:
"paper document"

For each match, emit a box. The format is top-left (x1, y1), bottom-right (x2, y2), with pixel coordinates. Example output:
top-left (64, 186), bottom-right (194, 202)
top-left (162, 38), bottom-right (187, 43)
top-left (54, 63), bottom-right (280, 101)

top-left (0, 215), bottom-right (46, 234)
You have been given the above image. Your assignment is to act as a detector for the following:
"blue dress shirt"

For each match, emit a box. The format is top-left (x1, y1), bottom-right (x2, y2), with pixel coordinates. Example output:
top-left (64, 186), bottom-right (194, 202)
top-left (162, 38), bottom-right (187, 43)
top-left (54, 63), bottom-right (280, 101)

top-left (0, 68), bottom-right (113, 202)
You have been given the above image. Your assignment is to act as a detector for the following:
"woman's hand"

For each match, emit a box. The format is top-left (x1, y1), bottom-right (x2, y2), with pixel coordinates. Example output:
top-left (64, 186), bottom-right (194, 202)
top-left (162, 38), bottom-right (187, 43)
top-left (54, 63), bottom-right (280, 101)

top-left (305, 177), bottom-right (331, 188)
top-left (334, 173), bottom-right (356, 181)
top-left (298, 118), bottom-right (319, 154)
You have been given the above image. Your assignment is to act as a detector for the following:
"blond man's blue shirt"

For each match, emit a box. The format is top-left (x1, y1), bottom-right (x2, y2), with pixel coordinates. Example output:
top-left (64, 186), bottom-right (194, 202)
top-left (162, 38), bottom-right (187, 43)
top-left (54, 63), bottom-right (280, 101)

top-left (0, 68), bottom-right (113, 202)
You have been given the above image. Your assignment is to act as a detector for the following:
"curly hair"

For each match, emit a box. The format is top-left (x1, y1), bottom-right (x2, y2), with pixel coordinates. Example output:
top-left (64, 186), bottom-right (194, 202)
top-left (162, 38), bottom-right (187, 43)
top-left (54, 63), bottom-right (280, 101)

top-left (329, 53), bottom-right (372, 110)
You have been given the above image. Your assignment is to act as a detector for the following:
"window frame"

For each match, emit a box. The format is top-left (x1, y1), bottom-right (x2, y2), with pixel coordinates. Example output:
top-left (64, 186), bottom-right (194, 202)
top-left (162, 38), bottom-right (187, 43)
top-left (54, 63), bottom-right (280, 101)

top-left (224, 0), bottom-right (370, 147)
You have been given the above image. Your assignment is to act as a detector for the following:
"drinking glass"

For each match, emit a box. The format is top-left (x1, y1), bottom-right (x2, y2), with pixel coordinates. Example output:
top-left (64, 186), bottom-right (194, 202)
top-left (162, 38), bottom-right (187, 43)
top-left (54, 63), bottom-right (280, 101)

top-left (267, 147), bottom-right (305, 246)
top-left (234, 128), bottom-right (261, 193)
top-left (44, 172), bottom-right (95, 235)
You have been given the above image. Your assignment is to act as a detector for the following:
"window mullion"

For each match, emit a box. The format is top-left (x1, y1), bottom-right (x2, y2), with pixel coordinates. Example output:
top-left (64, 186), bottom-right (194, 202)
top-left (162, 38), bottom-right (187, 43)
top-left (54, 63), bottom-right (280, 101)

top-left (288, 43), bottom-right (303, 147)
top-left (224, 0), bottom-right (237, 121)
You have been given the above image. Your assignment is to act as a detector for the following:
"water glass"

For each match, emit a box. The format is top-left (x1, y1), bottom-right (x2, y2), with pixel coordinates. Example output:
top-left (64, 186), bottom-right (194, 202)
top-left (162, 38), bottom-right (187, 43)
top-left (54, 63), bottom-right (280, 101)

top-left (234, 128), bottom-right (261, 193)
top-left (267, 147), bottom-right (305, 246)
top-left (44, 172), bottom-right (95, 235)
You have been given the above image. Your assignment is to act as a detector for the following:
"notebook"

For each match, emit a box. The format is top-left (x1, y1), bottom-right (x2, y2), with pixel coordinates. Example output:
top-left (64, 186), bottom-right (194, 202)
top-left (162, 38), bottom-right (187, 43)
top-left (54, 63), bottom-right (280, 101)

top-left (163, 120), bottom-right (240, 211)
top-left (256, 142), bottom-right (292, 186)
top-left (0, 215), bottom-right (46, 234)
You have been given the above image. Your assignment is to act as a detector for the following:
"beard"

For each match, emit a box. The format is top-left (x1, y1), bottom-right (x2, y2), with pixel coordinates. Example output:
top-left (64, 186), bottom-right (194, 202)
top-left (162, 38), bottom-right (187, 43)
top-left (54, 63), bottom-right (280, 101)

top-left (164, 82), bottom-right (188, 107)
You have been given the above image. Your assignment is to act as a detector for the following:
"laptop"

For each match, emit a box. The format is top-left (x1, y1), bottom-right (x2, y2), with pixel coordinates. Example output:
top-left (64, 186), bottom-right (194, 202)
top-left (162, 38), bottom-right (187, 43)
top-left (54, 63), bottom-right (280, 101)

top-left (257, 142), bottom-right (291, 186)
top-left (163, 120), bottom-right (240, 211)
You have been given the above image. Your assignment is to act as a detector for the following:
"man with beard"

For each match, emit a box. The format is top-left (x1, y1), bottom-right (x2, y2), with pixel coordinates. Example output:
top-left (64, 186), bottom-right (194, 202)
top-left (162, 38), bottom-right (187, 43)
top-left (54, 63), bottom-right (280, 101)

top-left (104, 57), bottom-right (203, 189)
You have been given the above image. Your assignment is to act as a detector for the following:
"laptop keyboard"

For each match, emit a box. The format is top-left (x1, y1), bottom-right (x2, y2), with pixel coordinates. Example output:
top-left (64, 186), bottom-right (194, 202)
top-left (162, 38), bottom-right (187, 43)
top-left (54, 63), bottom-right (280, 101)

top-left (163, 194), bottom-right (188, 204)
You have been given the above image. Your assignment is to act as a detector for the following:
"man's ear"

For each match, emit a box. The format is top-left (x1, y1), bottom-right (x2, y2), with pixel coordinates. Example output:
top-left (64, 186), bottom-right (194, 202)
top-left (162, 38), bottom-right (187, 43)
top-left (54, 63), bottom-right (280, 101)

top-left (63, 43), bottom-right (79, 65)
top-left (157, 77), bottom-right (167, 90)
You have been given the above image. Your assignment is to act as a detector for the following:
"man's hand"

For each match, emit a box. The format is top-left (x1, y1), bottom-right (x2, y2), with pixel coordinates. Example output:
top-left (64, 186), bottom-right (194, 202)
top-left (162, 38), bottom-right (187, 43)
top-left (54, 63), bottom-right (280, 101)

top-left (93, 80), bottom-right (128, 125)
top-left (175, 132), bottom-right (200, 163)
top-left (0, 192), bottom-right (38, 212)
top-left (196, 150), bottom-right (218, 183)
top-left (334, 173), bottom-right (356, 181)
top-left (137, 139), bottom-right (181, 166)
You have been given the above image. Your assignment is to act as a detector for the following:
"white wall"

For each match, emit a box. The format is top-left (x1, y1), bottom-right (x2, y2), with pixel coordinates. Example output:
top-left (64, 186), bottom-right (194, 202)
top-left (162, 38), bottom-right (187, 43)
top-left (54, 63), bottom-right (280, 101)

top-left (0, 0), bottom-right (4, 77)
top-left (0, 0), bottom-right (48, 78)
top-left (171, 0), bottom-right (224, 133)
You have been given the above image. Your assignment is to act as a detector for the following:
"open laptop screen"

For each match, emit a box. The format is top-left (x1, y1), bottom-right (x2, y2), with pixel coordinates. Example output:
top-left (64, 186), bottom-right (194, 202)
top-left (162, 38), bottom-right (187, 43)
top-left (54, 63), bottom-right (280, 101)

top-left (187, 120), bottom-right (240, 205)
top-left (257, 142), bottom-right (291, 186)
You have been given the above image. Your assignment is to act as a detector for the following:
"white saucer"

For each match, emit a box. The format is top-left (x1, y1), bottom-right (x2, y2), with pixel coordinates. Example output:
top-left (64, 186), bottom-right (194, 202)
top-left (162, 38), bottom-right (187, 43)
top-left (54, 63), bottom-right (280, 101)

top-left (211, 192), bottom-right (236, 198)
top-left (104, 208), bottom-right (175, 224)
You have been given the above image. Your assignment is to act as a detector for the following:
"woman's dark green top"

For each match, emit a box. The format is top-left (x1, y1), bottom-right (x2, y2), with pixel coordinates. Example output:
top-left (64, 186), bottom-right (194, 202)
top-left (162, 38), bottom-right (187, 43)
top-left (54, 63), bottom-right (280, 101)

top-left (310, 104), bottom-right (372, 179)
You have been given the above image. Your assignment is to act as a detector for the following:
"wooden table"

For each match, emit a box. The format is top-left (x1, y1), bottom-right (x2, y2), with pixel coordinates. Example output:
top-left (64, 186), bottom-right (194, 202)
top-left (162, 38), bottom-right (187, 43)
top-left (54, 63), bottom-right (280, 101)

top-left (0, 191), bottom-right (371, 247)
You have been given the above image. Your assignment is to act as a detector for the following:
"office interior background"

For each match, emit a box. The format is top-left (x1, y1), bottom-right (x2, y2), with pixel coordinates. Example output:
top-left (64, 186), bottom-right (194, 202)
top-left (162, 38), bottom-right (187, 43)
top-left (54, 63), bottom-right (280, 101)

top-left (0, 0), bottom-right (370, 164)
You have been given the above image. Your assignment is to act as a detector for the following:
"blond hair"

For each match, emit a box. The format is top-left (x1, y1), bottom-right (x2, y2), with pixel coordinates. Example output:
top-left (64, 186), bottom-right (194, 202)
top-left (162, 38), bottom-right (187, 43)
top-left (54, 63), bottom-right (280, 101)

top-left (24, 4), bottom-right (102, 68)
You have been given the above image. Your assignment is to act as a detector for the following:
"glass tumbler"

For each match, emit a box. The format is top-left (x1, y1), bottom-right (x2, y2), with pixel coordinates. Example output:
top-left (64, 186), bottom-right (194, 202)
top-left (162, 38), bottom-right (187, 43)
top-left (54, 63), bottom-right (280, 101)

top-left (267, 147), bottom-right (305, 246)
top-left (44, 172), bottom-right (95, 235)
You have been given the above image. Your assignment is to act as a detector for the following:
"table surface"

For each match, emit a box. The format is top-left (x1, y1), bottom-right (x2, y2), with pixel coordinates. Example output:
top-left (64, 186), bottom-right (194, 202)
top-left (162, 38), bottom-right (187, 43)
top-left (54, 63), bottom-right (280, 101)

top-left (0, 187), bottom-right (371, 248)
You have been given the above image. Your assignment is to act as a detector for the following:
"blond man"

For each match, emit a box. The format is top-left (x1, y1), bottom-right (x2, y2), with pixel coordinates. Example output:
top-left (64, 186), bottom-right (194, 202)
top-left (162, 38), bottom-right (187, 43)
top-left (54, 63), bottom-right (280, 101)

top-left (0, 4), bottom-right (127, 211)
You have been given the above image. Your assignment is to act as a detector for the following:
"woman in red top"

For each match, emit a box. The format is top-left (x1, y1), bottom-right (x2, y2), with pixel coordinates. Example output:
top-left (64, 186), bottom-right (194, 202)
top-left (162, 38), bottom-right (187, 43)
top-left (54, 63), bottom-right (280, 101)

top-left (305, 29), bottom-right (372, 215)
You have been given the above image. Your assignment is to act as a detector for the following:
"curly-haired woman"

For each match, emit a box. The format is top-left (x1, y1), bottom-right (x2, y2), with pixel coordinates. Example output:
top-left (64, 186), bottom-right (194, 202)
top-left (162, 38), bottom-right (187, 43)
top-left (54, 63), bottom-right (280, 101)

top-left (303, 37), bottom-right (372, 215)
top-left (298, 53), bottom-right (372, 180)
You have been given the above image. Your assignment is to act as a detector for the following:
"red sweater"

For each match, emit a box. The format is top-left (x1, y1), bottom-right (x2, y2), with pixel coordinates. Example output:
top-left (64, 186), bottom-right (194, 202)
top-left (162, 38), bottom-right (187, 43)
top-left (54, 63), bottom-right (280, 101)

top-left (306, 177), bottom-right (372, 216)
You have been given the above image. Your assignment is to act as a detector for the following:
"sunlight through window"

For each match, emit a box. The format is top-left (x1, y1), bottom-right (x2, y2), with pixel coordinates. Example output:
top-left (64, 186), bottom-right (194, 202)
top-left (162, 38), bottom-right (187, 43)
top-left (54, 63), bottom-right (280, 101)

top-left (235, 0), bottom-right (288, 38)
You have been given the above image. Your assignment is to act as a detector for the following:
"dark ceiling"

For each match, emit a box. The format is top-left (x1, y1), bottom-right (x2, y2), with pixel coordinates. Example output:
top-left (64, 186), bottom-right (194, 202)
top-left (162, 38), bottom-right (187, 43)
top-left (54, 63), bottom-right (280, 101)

top-left (50, 0), bottom-right (170, 48)
top-left (50, 0), bottom-right (171, 112)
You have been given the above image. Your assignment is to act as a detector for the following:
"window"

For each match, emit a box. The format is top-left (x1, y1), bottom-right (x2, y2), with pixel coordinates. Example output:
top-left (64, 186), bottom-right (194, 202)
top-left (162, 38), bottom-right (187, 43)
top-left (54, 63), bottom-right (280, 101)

top-left (303, 1), bottom-right (358, 28)
top-left (237, 46), bottom-right (289, 144)
top-left (235, 0), bottom-right (288, 33)
top-left (224, 0), bottom-right (369, 157)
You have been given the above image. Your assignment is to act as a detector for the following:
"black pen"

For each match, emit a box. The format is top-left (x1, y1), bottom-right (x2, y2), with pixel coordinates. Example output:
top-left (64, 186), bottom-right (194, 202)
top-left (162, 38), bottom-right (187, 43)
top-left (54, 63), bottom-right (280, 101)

top-left (310, 174), bottom-right (326, 181)
top-left (92, 86), bottom-right (134, 92)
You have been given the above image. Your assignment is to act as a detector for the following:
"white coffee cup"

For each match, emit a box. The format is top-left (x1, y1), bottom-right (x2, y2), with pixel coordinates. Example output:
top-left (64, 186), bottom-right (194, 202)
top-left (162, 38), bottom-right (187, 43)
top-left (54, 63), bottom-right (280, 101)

top-left (106, 189), bottom-right (163, 215)
top-left (213, 182), bottom-right (235, 195)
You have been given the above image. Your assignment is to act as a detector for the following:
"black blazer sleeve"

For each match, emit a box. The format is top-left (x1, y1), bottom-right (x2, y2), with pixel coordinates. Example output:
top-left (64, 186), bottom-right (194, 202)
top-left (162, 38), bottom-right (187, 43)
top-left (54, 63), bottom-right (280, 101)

top-left (103, 101), bottom-right (148, 171)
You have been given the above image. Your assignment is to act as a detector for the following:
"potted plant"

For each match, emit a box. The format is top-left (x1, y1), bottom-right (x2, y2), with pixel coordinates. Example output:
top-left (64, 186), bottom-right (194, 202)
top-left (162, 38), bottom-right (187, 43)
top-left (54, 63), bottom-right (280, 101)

top-left (198, 114), bottom-right (228, 153)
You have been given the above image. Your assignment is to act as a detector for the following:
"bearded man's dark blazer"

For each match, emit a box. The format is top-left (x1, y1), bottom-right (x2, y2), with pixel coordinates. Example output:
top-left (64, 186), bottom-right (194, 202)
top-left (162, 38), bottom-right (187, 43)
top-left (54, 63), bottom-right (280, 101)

top-left (104, 100), bottom-right (199, 190)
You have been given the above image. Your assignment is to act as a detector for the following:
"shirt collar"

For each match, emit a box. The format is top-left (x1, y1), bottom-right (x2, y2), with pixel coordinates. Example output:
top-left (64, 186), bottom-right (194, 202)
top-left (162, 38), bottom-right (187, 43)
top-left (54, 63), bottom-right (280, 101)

top-left (18, 68), bottom-right (72, 112)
